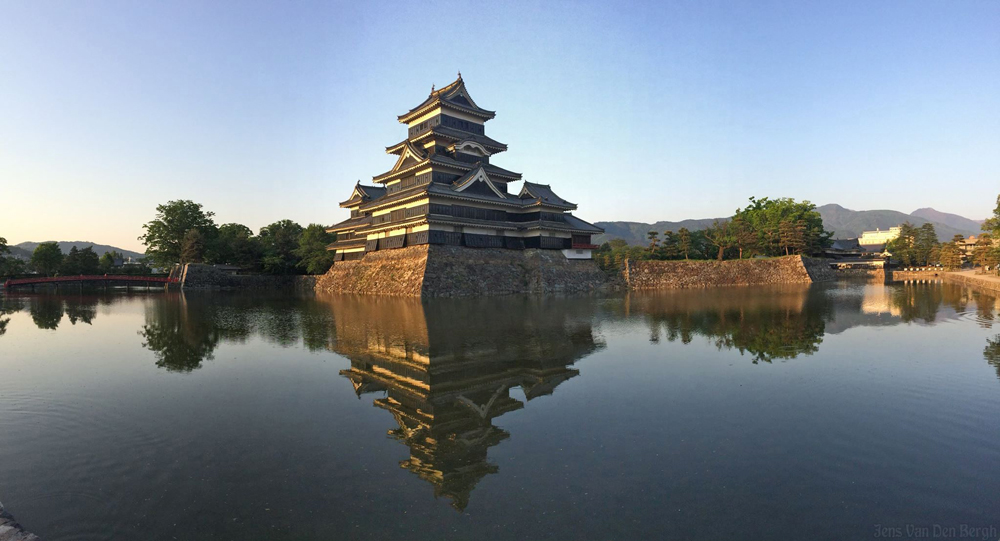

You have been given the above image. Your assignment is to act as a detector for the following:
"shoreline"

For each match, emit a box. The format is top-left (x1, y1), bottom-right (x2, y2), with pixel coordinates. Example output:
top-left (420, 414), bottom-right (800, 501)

top-left (0, 502), bottom-right (40, 541)
top-left (942, 270), bottom-right (1000, 294)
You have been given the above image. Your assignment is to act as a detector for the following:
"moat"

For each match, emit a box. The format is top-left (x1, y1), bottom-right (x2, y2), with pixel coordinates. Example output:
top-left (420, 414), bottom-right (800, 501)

top-left (2, 282), bottom-right (1000, 540)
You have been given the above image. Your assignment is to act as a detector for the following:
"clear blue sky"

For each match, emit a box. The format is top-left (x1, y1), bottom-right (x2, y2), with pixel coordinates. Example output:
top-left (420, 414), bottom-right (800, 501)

top-left (1, 0), bottom-right (998, 251)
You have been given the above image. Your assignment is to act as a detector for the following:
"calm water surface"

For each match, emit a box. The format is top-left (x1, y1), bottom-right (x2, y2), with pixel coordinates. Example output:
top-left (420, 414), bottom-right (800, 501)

top-left (1, 282), bottom-right (1000, 540)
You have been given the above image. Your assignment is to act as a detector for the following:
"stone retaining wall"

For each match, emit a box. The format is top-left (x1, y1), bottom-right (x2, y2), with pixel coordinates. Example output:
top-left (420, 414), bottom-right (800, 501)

top-left (889, 270), bottom-right (944, 282)
top-left (941, 272), bottom-right (1000, 294)
top-left (315, 245), bottom-right (608, 297)
top-left (623, 255), bottom-right (834, 290)
top-left (315, 246), bottom-right (429, 296)
top-left (0, 503), bottom-right (39, 541)
top-left (177, 264), bottom-right (318, 291)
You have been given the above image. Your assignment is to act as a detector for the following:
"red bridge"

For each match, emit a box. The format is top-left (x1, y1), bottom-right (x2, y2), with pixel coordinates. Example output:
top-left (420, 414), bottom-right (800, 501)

top-left (4, 275), bottom-right (178, 290)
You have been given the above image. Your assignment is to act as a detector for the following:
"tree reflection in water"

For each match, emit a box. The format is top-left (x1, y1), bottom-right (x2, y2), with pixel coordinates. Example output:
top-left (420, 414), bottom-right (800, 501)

top-left (29, 296), bottom-right (65, 330)
top-left (2, 294), bottom-right (108, 333)
top-left (64, 297), bottom-right (99, 325)
top-left (139, 295), bottom-right (223, 372)
top-left (632, 285), bottom-right (833, 363)
top-left (137, 293), bottom-right (338, 372)
top-left (0, 297), bottom-right (25, 337)
top-left (987, 336), bottom-right (1000, 378)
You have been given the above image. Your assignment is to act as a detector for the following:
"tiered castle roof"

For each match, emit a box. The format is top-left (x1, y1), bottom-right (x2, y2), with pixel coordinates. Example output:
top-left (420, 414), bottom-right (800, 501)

top-left (325, 75), bottom-right (602, 255)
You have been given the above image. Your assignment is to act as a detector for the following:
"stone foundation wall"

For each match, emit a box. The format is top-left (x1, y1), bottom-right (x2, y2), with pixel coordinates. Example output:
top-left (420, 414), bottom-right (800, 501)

top-left (423, 245), bottom-right (607, 296)
top-left (0, 502), bottom-right (39, 541)
top-left (314, 245), bottom-right (608, 297)
top-left (177, 264), bottom-right (318, 291)
top-left (624, 255), bottom-right (834, 290)
top-left (315, 246), bottom-right (429, 296)
top-left (941, 272), bottom-right (1000, 294)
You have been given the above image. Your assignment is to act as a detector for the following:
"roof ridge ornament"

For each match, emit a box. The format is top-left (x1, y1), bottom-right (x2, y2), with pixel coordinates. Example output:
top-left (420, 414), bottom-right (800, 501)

top-left (457, 70), bottom-right (462, 80)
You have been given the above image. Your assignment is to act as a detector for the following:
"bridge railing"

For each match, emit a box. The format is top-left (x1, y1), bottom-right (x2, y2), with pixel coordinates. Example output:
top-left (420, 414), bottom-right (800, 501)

top-left (4, 275), bottom-right (178, 289)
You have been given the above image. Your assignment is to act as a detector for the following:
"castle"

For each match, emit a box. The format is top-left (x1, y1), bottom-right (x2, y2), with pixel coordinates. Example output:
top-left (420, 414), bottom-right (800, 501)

top-left (325, 74), bottom-right (603, 263)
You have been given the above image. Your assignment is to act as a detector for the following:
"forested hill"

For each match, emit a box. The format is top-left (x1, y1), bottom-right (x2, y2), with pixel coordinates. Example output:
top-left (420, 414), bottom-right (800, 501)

top-left (815, 204), bottom-right (979, 241)
top-left (596, 218), bottom-right (721, 247)
top-left (594, 205), bottom-right (983, 246)
top-left (13, 241), bottom-right (145, 260)
top-left (909, 207), bottom-right (983, 232)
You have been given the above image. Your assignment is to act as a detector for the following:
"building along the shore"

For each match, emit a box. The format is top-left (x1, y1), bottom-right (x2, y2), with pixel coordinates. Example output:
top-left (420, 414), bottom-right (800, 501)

top-left (858, 226), bottom-right (901, 249)
top-left (325, 74), bottom-right (603, 262)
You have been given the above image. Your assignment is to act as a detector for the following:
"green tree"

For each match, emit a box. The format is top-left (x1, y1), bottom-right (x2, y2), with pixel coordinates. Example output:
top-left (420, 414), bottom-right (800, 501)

top-left (914, 223), bottom-right (938, 266)
top-left (971, 234), bottom-right (991, 271)
top-left (139, 200), bottom-right (217, 267)
top-left (99, 252), bottom-right (116, 273)
top-left (732, 197), bottom-right (831, 257)
top-left (732, 218), bottom-right (756, 259)
top-left (988, 247), bottom-right (1000, 276)
top-left (952, 234), bottom-right (967, 266)
top-left (0, 237), bottom-right (26, 276)
top-left (258, 220), bottom-right (304, 274)
top-left (792, 220), bottom-right (809, 254)
top-left (0, 256), bottom-right (25, 277)
top-left (31, 242), bottom-right (64, 276)
top-left (982, 194), bottom-right (1000, 237)
top-left (660, 230), bottom-right (679, 259)
top-left (74, 246), bottom-right (101, 275)
top-left (887, 222), bottom-right (918, 266)
top-left (294, 224), bottom-right (336, 274)
top-left (211, 223), bottom-right (259, 267)
top-left (939, 241), bottom-right (962, 270)
top-left (677, 228), bottom-right (693, 260)
top-left (778, 220), bottom-right (796, 255)
top-left (60, 246), bottom-right (82, 275)
top-left (646, 231), bottom-right (660, 254)
top-left (181, 229), bottom-right (206, 264)
top-left (704, 219), bottom-right (735, 260)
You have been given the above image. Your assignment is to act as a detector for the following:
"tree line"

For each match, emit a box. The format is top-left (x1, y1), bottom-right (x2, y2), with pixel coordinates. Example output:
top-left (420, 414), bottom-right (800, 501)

top-left (887, 194), bottom-right (1000, 272)
top-left (595, 197), bottom-right (833, 272)
top-left (0, 238), bottom-right (143, 278)
top-left (139, 200), bottom-right (334, 274)
top-left (977, 195), bottom-right (1000, 275)
top-left (0, 237), bottom-right (27, 276)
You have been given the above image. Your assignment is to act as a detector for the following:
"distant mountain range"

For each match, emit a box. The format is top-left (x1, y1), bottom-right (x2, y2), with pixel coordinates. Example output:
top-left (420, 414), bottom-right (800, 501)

top-left (11, 241), bottom-right (145, 261)
top-left (594, 205), bottom-right (985, 246)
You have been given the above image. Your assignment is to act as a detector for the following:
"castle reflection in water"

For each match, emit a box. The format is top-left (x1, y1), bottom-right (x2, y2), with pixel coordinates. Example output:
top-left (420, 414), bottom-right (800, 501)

top-left (327, 297), bottom-right (604, 510)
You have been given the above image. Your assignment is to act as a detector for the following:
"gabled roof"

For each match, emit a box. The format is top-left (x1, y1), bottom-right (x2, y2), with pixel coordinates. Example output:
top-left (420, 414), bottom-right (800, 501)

top-left (450, 140), bottom-right (493, 158)
top-left (339, 182), bottom-right (387, 208)
top-left (452, 166), bottom-right (507, 199)
top-left (389, 141), bottom-right (427, 172)
top-left (518, 182), bottom-right (576, 209)
top-left (398, 74), bottom-right (496, 124)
